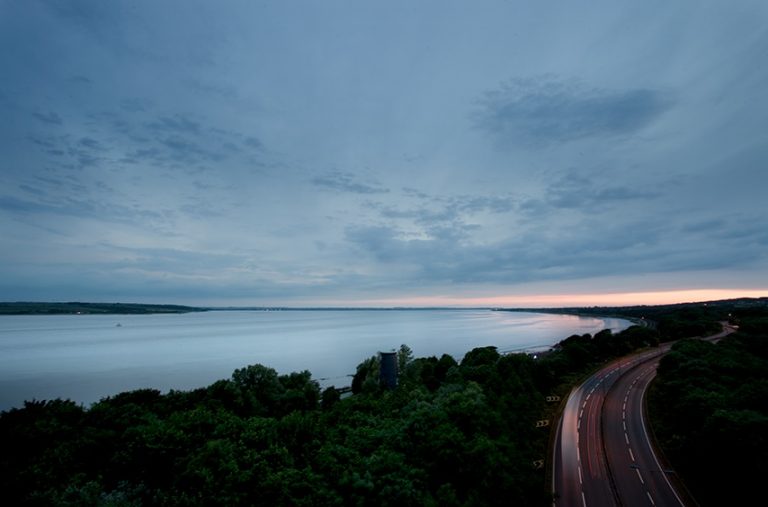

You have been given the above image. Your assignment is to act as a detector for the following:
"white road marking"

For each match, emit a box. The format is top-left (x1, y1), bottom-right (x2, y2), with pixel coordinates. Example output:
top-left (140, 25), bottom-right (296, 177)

top-left (586, 393), bottom-right (591, 401)
top-left (647, 491), bottom-right (655, 505)
top-left (625, 433), bottom-right (629, 445)
top-left (582, 491), bottom-right (587, 507)
top-left (622, 410), bottom-right (626, 420)
top-left (578, 466), bottom-right (583, 484)
top-left (636, 468), bottom-right (644, 484)
top-left (623, 421), bottom-right (626, 431)
top-left (629, 448), bottom-right (635, 461)
top-left (623, 402), bottom-right (626, 411)
top-left (638, 372), bottom-right (687, 507)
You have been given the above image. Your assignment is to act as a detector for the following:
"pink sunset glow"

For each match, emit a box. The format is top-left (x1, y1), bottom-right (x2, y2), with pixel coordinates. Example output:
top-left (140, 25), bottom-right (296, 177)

top-left (343, 289), bottom-right (768, 308)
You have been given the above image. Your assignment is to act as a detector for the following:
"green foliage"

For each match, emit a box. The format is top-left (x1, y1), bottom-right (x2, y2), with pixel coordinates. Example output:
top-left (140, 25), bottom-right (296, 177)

top-left (397, 344), bottom-right (413, 375)
top-left (0, 347), bottom-right (555, 506)
top-left (650, 315), bottom-right (768, 506)
top-left (351, 355), bottom-right (379, 395)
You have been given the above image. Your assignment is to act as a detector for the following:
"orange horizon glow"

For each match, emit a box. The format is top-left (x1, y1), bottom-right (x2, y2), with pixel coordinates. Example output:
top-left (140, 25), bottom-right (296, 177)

top-left (336, 289), bottom-right (768, 308)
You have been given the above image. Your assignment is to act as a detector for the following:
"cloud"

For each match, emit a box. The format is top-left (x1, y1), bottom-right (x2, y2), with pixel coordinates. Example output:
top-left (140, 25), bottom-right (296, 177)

top-left (540, 171), bottom-right (661, 211)
top-left (32, 111), bottom-right (63, 125)
top-left (312, 172), bottom-right (389, 194)
top-left (343, 213), bottom-right (766, 288)
top-left (120, 98), bottom-right (150, 113)
top-left (244, 136), bottom-right (262, 149)
top-left (2, 2), bottom-right (765, 304)
top-left (78, 137), bottom-right (102, 150)
top-left (147, 114), bottom-right (201, 135)
top-left (67, 75), bottom-right (92, 85)
top-left (366, 192), bottom-right (516, 227)
top-left (0, 193), bottom-right (164, 225)
top-left (475, 77), bottom-right (673, 147)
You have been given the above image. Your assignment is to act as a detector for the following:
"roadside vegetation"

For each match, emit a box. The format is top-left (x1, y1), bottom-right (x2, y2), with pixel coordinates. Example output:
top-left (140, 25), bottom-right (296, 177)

top-left (648, 307), bottom-right (768, 506)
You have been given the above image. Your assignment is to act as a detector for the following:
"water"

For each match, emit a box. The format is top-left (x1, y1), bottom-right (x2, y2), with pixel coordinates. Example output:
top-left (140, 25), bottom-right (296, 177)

top-left (0, 310), bottom-right (630, 410)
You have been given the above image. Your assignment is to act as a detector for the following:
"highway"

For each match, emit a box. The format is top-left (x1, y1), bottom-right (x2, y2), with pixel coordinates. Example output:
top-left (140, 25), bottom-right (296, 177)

top-left (552, 325), bottom-right (735, 506)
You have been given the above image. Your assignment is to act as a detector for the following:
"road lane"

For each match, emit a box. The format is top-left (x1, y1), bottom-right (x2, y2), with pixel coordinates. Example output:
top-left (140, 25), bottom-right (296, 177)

top-left (602, 358), bottom-right (682, 507)
top-left (553, 324), bottom-right (736, 507)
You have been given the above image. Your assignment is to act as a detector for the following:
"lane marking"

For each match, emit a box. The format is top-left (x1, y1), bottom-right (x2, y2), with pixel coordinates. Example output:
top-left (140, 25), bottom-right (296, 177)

top-left (622, 410), bottom-right (626, 420)
top-left (647, 491), bottom-right (655, 505)
top-left (581, 491), bottom-right (587, 507)
top-left (638, 370), bottom-right (686, 506)
top-left (586, 393), bottom-right (591, 401)
top-left (623, 402), bottom-right (626, 411)
top-left (623, 421), bottom-right (626, 431)
top-left (629, 448), bottom-right (635, 461)
top-left (636, 468), bottom-right (644, 484)
top-left (625, 433), bottom-right (629, 445)
top-left (578, 465), bottom-right (583, 485)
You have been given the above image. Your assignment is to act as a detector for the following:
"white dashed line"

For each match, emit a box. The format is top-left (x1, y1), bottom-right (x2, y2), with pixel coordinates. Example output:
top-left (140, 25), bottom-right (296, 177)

top-left (635, 468), bottom-right (644, 485)
top-left (625, 433), bottom-right (629, 445)
top-left (647, 491), bottom-right (655, 505)
top-left (628, 448), bottom-right (635, 461)
top-left (581, 491), bottom-right (587, 507)
top-left (578, 466), bottom-right (583, 484)
top-left (623, 421), bottom-right (626, 431)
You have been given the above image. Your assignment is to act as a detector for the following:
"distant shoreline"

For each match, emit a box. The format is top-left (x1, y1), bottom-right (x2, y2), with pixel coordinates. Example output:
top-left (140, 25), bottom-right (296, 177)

top-left (8, 298), bottom-right (761, 317)
top-left (0, 302), bottom-right (207, 315)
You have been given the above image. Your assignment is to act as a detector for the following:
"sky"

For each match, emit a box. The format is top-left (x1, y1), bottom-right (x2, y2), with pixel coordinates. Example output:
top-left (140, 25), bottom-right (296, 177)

top-left (1, 0), bottom-right (767, 307)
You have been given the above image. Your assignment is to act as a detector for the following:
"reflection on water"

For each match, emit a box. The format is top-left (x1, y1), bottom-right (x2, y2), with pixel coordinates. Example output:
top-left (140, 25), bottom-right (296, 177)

top-left (0, 310), bottom-right (629, 409)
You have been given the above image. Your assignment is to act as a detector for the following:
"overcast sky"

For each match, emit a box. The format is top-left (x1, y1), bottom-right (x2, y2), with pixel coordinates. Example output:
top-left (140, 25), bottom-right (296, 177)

top-left (1, 0), bottom-right (767, 306)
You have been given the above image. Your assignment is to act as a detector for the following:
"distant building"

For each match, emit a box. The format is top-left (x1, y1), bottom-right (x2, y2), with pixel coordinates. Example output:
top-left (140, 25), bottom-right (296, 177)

top-left (379, 351), bottom-right (398, 389)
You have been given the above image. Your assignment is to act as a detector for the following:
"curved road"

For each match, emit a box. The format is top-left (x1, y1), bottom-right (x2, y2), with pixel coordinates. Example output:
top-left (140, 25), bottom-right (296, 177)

top-left (553, 325), bottom-right (735, 506)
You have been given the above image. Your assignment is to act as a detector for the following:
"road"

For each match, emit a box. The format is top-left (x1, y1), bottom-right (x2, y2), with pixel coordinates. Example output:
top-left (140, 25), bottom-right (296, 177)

top-left (552, 325), bottom-right (736, 506)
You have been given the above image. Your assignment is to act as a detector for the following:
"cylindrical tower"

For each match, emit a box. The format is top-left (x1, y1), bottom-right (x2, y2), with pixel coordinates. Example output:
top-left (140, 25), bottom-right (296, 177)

top-left (378, 351), bottom-right (398, 390)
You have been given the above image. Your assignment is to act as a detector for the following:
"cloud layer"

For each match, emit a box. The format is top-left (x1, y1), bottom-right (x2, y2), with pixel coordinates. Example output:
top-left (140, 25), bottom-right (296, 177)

top-left (476, 78), bottom-right (673, 147)
top-left (0, 0), bottom-right (766, 305)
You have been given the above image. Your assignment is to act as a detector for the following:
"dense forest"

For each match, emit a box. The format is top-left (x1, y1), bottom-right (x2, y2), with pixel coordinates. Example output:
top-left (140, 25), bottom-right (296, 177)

top-left (1, 299), bottom-right (764, 505)
top-left (649, 311), bottom-right (768, 506)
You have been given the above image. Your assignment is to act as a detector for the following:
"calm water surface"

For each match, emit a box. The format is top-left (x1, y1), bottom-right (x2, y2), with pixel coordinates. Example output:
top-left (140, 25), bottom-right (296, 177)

top-left (0, 310), bottom-right (630, 410)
